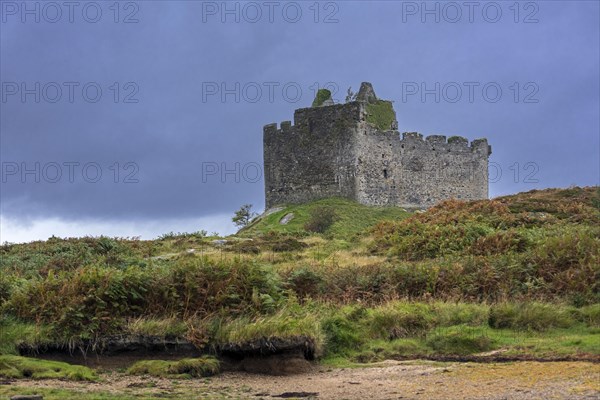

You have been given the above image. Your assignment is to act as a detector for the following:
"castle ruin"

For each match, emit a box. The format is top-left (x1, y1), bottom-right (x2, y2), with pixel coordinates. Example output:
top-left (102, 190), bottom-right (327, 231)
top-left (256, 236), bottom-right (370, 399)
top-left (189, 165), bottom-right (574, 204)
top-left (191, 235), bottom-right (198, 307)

top-left (263, 82), bottom-right (491, 209)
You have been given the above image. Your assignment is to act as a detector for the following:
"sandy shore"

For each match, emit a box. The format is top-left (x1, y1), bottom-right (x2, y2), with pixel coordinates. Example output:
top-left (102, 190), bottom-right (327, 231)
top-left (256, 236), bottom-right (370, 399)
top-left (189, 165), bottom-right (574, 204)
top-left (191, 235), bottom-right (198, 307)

top-left (2, 360), bottom-right (599, 399)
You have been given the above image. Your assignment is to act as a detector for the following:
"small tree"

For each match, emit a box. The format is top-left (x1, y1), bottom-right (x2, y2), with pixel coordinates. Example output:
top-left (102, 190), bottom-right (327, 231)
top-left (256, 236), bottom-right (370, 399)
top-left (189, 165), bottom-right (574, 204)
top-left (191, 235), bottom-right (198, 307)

top-left (232, 204), bottom-right (257, 228)
top-left (345, 87), bottom-right (357, 103)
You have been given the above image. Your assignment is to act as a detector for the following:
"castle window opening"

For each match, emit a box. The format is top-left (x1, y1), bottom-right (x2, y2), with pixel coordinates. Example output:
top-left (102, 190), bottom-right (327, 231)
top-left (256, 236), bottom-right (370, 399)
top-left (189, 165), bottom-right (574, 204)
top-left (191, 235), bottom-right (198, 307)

top-left (383, 169), bottom-right (388, 179)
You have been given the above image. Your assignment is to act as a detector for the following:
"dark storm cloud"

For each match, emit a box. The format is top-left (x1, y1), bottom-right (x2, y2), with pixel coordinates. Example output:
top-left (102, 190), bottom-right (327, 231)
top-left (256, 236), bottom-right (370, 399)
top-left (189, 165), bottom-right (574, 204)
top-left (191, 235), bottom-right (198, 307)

top-left (1, 1), bottom-right (598, 234)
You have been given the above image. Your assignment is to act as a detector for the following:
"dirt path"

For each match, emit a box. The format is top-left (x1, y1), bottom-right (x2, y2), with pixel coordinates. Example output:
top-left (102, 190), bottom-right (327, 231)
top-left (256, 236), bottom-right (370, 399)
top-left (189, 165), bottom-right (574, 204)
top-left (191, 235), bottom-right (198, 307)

top-left (2, 361), bottom-right (599, 399)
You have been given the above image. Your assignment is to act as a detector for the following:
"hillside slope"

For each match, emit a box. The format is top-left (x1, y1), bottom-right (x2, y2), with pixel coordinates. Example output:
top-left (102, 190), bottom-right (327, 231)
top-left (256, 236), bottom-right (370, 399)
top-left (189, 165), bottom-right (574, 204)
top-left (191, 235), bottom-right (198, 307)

top-left (240, 197), bottom-right (410, 238)
top-left (0, 187), bottom-right (598, 367)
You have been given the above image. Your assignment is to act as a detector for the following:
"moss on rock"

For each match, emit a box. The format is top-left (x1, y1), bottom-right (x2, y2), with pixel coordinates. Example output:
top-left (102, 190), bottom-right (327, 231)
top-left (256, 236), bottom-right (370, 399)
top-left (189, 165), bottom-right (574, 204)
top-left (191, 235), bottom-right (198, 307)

top-left (312, 89), bottom-right (332, 107)
top-left (366, 100), bottom-right (395, 131)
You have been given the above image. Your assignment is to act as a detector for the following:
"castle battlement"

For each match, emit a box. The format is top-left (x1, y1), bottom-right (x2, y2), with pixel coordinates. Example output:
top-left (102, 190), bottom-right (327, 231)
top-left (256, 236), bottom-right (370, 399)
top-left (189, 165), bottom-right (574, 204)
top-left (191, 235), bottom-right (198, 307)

top-left (266, 123), bottom-right (490, 152)
top-left (402, 133), bottom-right (491, 154)
top-left (263, 82), bottom-right (491, 208)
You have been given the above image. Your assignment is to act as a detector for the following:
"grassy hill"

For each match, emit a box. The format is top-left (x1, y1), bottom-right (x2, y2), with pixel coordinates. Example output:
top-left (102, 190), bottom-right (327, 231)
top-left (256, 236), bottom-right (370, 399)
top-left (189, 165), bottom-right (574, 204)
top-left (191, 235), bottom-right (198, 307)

top-left (240, 197), bottom-right (410, 238)
top-left (0, 187), bottom-right (598, 373)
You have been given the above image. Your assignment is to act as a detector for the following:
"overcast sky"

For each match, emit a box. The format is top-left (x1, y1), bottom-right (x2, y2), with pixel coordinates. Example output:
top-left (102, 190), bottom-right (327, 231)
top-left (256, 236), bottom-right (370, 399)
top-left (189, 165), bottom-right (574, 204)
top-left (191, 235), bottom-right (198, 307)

top-left (1, 0), bottom-right (599, 243)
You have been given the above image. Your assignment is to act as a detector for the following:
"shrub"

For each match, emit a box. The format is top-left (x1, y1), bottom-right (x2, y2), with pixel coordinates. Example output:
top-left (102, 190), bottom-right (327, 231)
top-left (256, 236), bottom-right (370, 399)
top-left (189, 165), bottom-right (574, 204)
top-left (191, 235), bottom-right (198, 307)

top-left (144, 259), bottom-right (283, 318)
top-left (304, 207), bottom-right (338, 233)
top-left (227, 240), bottom-right (261, 254)
top-left (432, 302), bottom-right (489, 327)
top-left (269, 237), bottom-right (308, 252)
top-left (470, 230), bottom-right (530, 255)
top-left (576, 304), bottom-right (600, 327)
top-left (6, 266), bottom-right (151, 343)
top-left (287, 268), bottom-right (323, 298)
top-left (0, 274), bottom-right (17, 304)
top-left (370, 199), bottom-right (523, 260)
top-left (227, 234), bottom-right (307, 253)
top-left (531, 230), bottom-right (599, 273)
top-left (426, 331), bottom-right (494, 355)
top-left (390, 263), bottom-right (431, 298)
top-left (322, 263), bottom-right (395, 302)
top-left (214, 309), bottom-right (325, 356)
top-left (367, 303), bottom-right (434, 339)
top-left (125, 317), bottom-right (187, 338)
top-left (321, 312), bottom-right (363, 356)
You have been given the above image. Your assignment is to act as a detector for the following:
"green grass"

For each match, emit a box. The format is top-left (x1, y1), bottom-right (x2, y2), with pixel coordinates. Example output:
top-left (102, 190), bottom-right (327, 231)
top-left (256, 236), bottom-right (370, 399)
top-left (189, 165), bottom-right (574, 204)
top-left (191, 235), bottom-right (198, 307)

top-left (577, 304), bottom-right (600, 327)
top-left (489, 302), bottom-right (577, 331)
top-left (242, 197), bottom-right (409, 238)
top-left (365, 100), bottom-right (396, 131)
top-left (319, 301), bottom-right (600, 362)
top-left (326, 323), bottom-right (600, 363)
top-left (432, 302), bottom-right (489, 327)
top-left (425, 330), bottom-right (494, 355)
top-left (125, 317), bottom-right (188, 338)
top-left (0, 318), bottom-right (53, 355)
top-left (214, 307), bottom-right (325, 356)
top-left (127, 356), bottom-right (220, 378)
top-left (0, 355), bottom-right (97, 380)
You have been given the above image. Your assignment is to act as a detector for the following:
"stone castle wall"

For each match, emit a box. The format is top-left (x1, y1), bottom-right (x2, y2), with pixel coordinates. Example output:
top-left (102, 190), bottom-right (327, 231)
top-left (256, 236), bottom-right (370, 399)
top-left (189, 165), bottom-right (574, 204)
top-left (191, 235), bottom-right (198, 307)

top-left (263, 84), bottom-right (491, 209)
top-left (263, 102), bottom-right (362, 207)
top-left (355, 128), bottom-right (490, 208)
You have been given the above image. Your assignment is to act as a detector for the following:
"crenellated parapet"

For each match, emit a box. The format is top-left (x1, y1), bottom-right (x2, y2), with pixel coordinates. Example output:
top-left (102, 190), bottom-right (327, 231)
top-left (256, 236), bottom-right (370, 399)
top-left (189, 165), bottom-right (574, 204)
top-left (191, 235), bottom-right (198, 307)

top-left (399, 133), bottom-right (492, 155)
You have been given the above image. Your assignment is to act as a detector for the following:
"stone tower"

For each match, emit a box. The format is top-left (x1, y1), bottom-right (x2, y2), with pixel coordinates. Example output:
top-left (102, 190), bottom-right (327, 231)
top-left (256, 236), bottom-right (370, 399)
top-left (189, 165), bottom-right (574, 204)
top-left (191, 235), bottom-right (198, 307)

top-left (263, 82), bottom-right (491, 209)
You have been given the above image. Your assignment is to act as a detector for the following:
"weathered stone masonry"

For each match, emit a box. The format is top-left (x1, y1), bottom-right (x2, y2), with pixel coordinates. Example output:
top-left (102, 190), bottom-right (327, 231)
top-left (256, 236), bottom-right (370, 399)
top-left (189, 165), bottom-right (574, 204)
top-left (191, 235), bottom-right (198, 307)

top-left (263, 82), bottom-right (491, 209)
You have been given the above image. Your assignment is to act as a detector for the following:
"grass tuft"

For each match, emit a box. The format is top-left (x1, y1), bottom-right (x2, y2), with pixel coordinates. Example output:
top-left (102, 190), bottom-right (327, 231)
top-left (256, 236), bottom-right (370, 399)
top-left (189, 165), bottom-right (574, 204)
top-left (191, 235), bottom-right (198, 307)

top-left (489, 303), bottom-right (576, 331)
top-left (125, 317), bottom-right (187, 338)
top-left (426, 330), bottom-right (495, 355)
top-left (214, 308), bottom-right (325, 355)
top-left (127, 356), bottom-right (219, 378)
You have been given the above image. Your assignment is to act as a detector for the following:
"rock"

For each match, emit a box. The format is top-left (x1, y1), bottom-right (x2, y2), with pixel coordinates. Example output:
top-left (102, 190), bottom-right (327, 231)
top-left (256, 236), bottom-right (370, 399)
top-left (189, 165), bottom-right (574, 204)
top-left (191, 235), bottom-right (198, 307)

top-left (356, 81), bottom-right (378, 103)
top-left (212, 239), bottom-right (228, 246)
top-left (279, 213), bottom-right (294, 225)
top-left (272, 392), bottom-right (319, 398)
top-left (320, 98), bottom-right (334, 106)
top-left (264, 206), bottom-right (284, 216)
